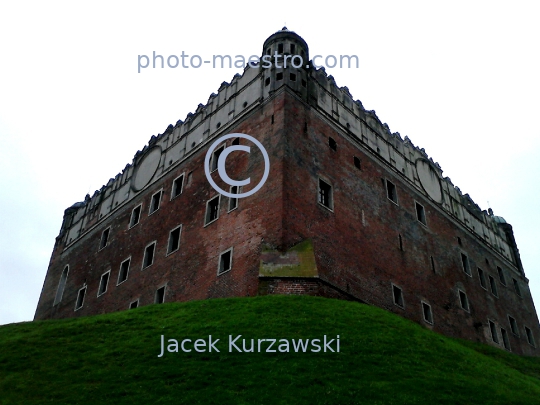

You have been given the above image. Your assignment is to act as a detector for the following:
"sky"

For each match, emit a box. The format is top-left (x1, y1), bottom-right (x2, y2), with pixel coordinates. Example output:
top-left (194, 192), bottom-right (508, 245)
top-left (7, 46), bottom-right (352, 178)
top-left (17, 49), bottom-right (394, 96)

top-left (0, 1), bottom-right (539, 326)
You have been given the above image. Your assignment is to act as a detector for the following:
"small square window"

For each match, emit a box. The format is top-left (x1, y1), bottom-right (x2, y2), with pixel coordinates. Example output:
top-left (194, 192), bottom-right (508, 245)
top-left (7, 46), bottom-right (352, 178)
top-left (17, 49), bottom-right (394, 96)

top-left (328, 137), bottom-right (337, 151)
top-left (501, 328), bottom-right (511, 350)
top-left (489, 320), bottom-right (499, 344)
top-left (509, 316), bottom-right (519, 336)
top-left (525, 326), bottom-right (536, 347)
top-left (99, 228), bottom-right (110, 250)
top-left (129, 299), bottom-right (139, 309)
top-left (218, 248), bottom-right (233, 275)
top-left (142, 242), bottom-right (156, 269)
top-left (477, 268), bottom-right (487, 289)
top-left (118, 258), bottom-right (130, 285)
top-left (98, 271), bottom-right (110, 297)
top-left (459, 290), bottom-right (470, 312)
top-left (232, 137), bottom-right (240, 146)
top-left (489, 275), bottom-right (498, 297)
top-left (75, 286), bottom-right (86, 311)
top-left (205, 195), bottom-right (220, 225)
top-left (422, 302), bottom-right (433, 324)
top-left (229, 186), bottom-right (239, 211)
top-left (149, 190), bottom-right (162, 215)
top-left (290, 73), bottom-right (297, 82)
top-left (392, 285), bottom-right (404, 308)
top-left (129, 205), bottom-right (142, 228)
top-left (276, 72), bottom-right (283, 81)
top-left (353, 156), bottom-right (361, 170)
top-left (415, 202), bottom-right (426, 225)
top-left (211, 145), bottom-right (225, 172)
top-left (513, 278), bottom-right (522, 297)
top-left (155, 286), bottom-right (166, 304)
top-left (171, 174), bottom-right (184, 199)
top-left (318, 178), bottom-right (333, 210)
top-left (386, 180), bottom-right (398, 204)
top-left (497, 266), bottom-right (507, 286)
top-left (167, 225), bottom-right (182, 255)
top-left (461, 253), bottom-right (471, 276)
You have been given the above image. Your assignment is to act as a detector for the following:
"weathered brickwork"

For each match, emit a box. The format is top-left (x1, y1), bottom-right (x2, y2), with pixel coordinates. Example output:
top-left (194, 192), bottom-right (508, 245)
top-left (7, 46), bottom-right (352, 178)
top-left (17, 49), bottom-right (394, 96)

top-left (35, 28), bottom-right (539, 356)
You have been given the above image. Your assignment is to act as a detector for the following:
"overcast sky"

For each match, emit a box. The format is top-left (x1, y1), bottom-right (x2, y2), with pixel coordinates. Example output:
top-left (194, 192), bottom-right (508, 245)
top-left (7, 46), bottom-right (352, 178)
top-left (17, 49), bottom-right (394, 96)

top-left (1, 1), bottom-right (539, 326)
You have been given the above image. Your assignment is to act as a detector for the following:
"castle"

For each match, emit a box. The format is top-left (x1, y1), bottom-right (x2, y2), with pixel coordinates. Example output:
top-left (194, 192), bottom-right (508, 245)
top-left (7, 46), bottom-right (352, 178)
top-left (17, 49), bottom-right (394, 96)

top-left (35, 28), bottom-right (539, 356)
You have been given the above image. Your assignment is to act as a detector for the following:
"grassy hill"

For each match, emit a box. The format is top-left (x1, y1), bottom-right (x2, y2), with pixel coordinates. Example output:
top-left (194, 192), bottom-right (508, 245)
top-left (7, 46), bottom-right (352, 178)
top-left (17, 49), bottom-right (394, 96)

top-left (1, 295), bottom-right (540, 404)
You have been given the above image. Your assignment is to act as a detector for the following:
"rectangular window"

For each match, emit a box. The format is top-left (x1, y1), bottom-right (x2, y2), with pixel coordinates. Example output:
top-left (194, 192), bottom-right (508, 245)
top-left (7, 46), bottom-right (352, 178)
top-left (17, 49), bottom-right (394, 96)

top-left (142, 242), bottom-right (156, 269)
top-left (458, 290), bottom-right (470, 312)
top-left (461, 253), bottom-right (471, 276)
top-left (229, 186), bottom-right (239, 211)
top-left (525, 326), bottom-right (536, 347)
top-left (205, 195), bottom-right (220, 225)
top-left (318, 178), bottom-right (333, 210)
top-left (497, 266), bottom-right (507, 286)
top-left (509, 316), bottom-right (519, 336)
top-left (218, 248), bottom-right (233, 275)
top-left (129, 299), bottom-right (139, 309)
top-left (415, 202), bottom-right (426, 225)
top-left (392, 285), bottom-right (404, 308)
top-left (430, 256), bottom-right (436, 273)
top-left (489, 320), bottom-right (499, 344)
top-left (488, 275), bottom-right (498, 297)
top-left (149, 190), bottom-right (162, 215)
top-left (155, 286), bottom-right (166, 304)
top-left (99, 227), bottom-right (110, 250)
top-left (211, 145), bottom-right (225, 172)
top-left (75, 286), bottom-right (86, 311)
top-left (118, 258), bottom-right (131, 285)
top-left (98, 271), bottom-right (110, 297)
top-left (171, 174), bottom-right (184, 199)
top-left (167, 225), bottom-right (182, 255)
top-left (422, 302), bottom-right (433, 324)
top-left (386, 180), bottom-right (398, 204)
top-left (129, 205), bottom-right (142, 228)
top-left (513, 278), bottom-right (522, 297)
top-left (353, 156), bottom-right (361, 170)
top-left (477, 268), bottom-right (487, 289)
top-left (501, 328), bottom-right (511, 350)
top-left (54, 265), bottom-right (69, 305)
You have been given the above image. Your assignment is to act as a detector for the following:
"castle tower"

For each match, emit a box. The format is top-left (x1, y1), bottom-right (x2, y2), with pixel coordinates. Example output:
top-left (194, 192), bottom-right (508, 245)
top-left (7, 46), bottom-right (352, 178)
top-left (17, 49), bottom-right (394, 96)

top-left (35, 29), bottom-right (540, 356)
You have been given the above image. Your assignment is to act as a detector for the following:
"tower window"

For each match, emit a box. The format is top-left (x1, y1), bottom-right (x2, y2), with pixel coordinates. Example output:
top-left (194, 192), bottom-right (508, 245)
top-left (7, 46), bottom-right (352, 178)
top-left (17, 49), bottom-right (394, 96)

top-left (353, 156), bottom-right (361, 170)
top-left (461, 253), bottom-right (471, 276)
top-left (525, 327), bottom-right (536, 347)
top-left (392, 285), bottom-right (404, 308)
top-left (129, 299), bottom-right (139, 309)
top-left (501, 328), bottom-right (511, 350)
top-left (171, 174), bottom-right (184, 199)
top-left (229, 186), bottom-right (239, 211)
top-left (276, 72), bottom-right (283, 81)
top-left (290, 73), bottom-right (297, 82)
top-left (489, 320), bottom-right (499, 344)
top-left (218, 248), bottom-right (233, 275)
top-left (386, 180), bottom-right (398, 204)
top-left (99, 227), bottom-right (110, 250)
top-left (278, 43), bottom-right (283, 53)
top-left (232, 137), bottom-right (240, 146)
top-left (211, 145), bottom-right (225, 172)
top-left (98, 270), bottom-right (110, 297)
top-left (129, 205), bottom-right (142, 228)
top-left (75, 285), bottom-right (86, 311)
top-left (497, 266), bottom-right (507, 286)
top-left (265, 77), bottom-right (270, 87)
top-left (477, 268), bottom-right (487, 289)
top-left (155, 286), bottom-right (166, 304)
top-left (205, 195), bottom-right (220, 225)
top-left (488, 275), bottom-right (498, 297)
top-left (149, 190), bottom-right (162, 215)
top-left (415, 202), bottom-right (426, 225)
top-left (508, 316), bottom-right (519, 336)
top-left (430, 256), bottom-right (436, 273)
top-left (513, 278), bottom-right (522, 297)
top-left (142, 242), bottom-right (156, 269)
top-left (54, 265), bottom-right (69, 305)
top-left (118, 258), bottom-right (131, 285)
top-left (167, 225), bottom-right (182, 255)
top-left (458, 290), bottom-right (470, 312)
top-left (422, 302), bottom-right (433, 324)
top-left (290, 44), bottom-right (296, 53)
top-left (328, 137), bottom-right (337, 151)
top-left (318, 178), bottom-right (333, 210)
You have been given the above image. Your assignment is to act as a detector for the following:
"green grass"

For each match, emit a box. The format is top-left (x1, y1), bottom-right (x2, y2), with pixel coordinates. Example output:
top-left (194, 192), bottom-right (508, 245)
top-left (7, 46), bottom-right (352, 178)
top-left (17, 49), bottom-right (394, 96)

top-left (1, 295), bottom-right (540, 404)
